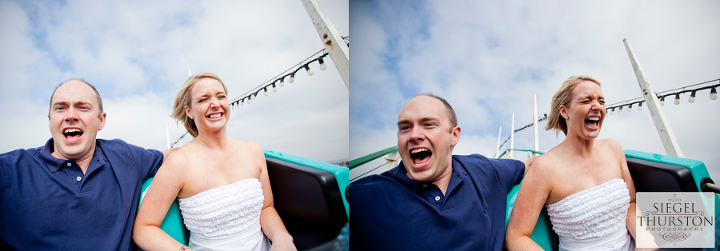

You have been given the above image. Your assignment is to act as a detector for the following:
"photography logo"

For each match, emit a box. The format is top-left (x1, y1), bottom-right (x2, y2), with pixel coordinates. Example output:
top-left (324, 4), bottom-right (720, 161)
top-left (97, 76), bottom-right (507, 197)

top-left (636, 192), bottom-right (715, 248)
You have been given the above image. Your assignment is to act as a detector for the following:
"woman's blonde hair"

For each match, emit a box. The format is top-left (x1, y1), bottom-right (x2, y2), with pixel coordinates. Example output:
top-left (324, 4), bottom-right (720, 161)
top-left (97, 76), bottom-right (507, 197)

top-left (545, 75), bottom-right (601, 136)
top-left (172, 72), bottom-right (228, 138)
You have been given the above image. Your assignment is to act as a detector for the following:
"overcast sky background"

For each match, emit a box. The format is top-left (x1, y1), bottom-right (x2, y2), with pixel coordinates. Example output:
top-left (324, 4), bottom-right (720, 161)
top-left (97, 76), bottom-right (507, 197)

top-left (350, 0), bottom-right (720, 181)
top-left (0, 0), bottom-right (349, 163)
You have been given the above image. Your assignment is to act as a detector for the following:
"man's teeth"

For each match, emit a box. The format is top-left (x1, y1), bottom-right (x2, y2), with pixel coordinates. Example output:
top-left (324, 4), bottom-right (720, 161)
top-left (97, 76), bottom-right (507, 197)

top-left (64, 128), bottom-right (81, 133)
top-left (411, 148), bottom-right (429, 154)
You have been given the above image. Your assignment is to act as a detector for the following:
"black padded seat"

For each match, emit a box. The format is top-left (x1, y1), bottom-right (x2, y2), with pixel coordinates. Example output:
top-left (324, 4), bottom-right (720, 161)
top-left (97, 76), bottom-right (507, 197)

top-left (265, 157), bottom-right (348, 250)
top-left (626, 156), bottom-right (698, 193)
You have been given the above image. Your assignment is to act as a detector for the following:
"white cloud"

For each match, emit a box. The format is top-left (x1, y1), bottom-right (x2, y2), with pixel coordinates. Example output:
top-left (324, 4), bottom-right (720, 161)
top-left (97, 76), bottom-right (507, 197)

top-left (350, 0), bottom-right (720, 182)
top-left (0, 0), bottom-right (349, 164)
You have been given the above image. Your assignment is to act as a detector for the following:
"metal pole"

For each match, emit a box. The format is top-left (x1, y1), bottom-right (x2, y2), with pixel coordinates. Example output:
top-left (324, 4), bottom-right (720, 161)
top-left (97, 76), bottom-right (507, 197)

top-left (509, 113), bottom-right (514, 159)
top-left (623, 39), bottom-right (684, 157)
top-left (495, 127), bottom-right (502, 158)
top-left (301, 0), bottom-right (349, 88)
top-left (165, 124), bottom-right (171, 149)
top-left (533, 94), bottom-right (539, 157)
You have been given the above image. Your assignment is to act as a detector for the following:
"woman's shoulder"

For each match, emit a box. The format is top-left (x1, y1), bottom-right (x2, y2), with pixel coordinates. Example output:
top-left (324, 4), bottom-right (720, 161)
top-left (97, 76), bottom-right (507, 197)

top-left (596, 138), bottom-right (624, 156)
top-left (164, 145), bottom-right (193, 167)
top-left (526, 150), bottom-right (561, 178)
top-left (228, 138), bottom-right (262, 150)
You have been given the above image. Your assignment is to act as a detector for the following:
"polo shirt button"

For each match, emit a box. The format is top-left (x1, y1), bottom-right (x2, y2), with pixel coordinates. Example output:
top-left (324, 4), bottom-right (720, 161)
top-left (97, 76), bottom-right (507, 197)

top-left (76, 176), bottom-right (82, 181)
top-left (66, 163), bottom-right (72, 167)
top-left (422, 184), bottom-right (428, 188)
top-left (435, 196), bottom-right (440, 201)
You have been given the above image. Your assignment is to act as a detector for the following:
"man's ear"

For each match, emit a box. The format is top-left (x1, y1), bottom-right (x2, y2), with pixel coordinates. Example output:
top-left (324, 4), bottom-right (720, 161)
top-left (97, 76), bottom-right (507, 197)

top-left (450, 126), bottom-right (461, 147)
top-left (97, 112), bottom-right (106, 131)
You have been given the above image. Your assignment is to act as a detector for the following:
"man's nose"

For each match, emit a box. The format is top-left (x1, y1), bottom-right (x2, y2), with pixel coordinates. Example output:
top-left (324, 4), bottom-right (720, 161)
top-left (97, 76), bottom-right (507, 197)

top-left (64, 108), bottom-right (79, 122)
top-left (409, 127), bottom-right (424, 142)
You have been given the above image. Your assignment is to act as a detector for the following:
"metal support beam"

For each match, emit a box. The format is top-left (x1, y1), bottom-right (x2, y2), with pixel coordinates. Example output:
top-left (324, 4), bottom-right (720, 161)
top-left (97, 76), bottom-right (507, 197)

top-left (301, 0), bottom-right (349, 88)
top-left (533, 94), bottom-right (539, 157)
top-left (509, 113), bottom-right (514, 159)
top-left (495, 127), bottom-right (502, 158)
top-left (623, 39), bottom-right (684, 157)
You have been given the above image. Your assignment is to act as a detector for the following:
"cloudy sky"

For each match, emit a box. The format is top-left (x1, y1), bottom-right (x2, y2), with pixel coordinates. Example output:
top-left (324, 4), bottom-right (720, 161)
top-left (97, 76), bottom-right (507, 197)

top-left (349, 0), bottom-right (720, 181)
top-left (0, 0), bottom-right (349, 163)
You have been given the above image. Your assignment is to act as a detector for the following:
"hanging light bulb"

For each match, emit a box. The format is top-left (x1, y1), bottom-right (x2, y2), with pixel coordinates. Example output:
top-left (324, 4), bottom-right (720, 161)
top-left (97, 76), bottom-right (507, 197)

top-left (240, 99), bottom-right (244, 106)
top-left (627, 104), bottom-right (632, 112)
top-left (279, 77), bottom-right (285, 87)
top-left (264, 87), bottom-right (268, 96)
top-left (637, 102), bottom-right (642, 111)
top-left (618, 106), bottom-right (622, 113)
top-left (660, 96), bottom-right (665, 106)
top-left (272, 83), bottom-right (277, 93)
top-left (247, 96), bottom-right (251, 104)
top-left (318, 57), bottom-right (327, 70)
top-left (304, 64), bottom-right (314, 76)
top-left (688, 91), bottom-right (696, 103)
top-left (609, 107), bottom-right (614, 115)
top-left (289, 73), bottom-right (295, 83)
top-left (711, 87), bottom-right (718, 100)
top-left (674, 93), bottom-right (680, 105)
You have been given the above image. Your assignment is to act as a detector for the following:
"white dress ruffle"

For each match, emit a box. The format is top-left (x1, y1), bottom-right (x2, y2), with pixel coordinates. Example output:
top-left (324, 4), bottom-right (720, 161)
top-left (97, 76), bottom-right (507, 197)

top-left (546, 178), bottom-right (634, 251)
top-left (178, 178), bottom-right (270, 251)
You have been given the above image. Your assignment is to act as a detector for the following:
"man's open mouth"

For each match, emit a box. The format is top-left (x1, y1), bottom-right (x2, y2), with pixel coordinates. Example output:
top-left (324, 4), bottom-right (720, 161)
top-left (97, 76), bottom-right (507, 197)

top-left (410, 147), bottom-right (432, 166)
top-left (63, 128), bottom-right (83, 141)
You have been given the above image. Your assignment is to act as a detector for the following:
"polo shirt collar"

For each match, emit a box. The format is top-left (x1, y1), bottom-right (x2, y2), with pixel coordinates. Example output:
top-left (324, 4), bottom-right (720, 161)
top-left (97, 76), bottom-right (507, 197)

top-left (40, 138), bottom-right (107, 173)
top-left (389, 158), bottom-right (469, 192)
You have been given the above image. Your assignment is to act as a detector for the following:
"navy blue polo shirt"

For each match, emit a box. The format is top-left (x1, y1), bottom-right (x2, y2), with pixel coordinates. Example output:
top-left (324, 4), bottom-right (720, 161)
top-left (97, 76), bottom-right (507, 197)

top-left (348, 154), bottom-right (524, 251)
top-left (0, 138), bottom-right (163, 250)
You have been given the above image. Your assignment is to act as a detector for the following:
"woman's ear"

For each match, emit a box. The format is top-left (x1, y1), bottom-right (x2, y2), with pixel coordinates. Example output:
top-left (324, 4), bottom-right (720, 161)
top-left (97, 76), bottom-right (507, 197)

top-left (559, 104), bottom-right (568, 119)
top-left (185, 106), bottom-right (193, 120)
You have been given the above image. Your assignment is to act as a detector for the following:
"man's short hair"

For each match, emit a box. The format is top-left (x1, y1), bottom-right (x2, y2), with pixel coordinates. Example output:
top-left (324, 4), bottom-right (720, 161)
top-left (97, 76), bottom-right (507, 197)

top-left (49, 78), bottom-right (104, 115)
top-left (417, 93), bottom-right (458, 129)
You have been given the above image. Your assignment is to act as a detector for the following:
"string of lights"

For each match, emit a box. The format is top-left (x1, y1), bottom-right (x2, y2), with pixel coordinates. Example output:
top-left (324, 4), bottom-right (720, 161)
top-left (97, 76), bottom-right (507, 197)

top-left (227, 49), bottom-right (329, 109)
top-left (497, 114), bottom-right (548, 151)
top-left (170, 48), bottom-right (332, 148)
top-left (606, 78), bottom-right (719, 114)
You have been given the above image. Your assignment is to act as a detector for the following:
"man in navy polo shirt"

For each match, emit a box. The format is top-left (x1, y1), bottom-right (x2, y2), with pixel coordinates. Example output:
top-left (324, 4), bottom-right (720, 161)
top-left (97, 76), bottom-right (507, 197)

top-left (349, 94), bottom-right (531, 250)
top-left (0, 79), bottom-right (174, 250)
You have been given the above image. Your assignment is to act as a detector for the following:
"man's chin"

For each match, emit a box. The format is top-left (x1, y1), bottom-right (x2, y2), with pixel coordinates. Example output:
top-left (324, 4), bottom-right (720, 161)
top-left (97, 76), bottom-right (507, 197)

top-left (54, 143), bottom-right (92, 160)
top-left (405, 167), bottom-right (434, 183)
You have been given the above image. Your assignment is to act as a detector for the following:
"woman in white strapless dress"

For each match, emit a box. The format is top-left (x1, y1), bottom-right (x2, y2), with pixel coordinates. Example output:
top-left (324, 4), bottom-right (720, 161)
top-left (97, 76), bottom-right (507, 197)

top-left (133, 72), bottom-right (296, 251)
top-left (506, 76), bottom-right (637, 251)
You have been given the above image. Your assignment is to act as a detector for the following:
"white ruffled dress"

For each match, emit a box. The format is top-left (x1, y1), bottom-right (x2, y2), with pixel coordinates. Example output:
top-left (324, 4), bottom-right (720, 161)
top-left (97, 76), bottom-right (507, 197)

top-left (178, 178), bottom-right (270, 251)
top-left (546, 178), bottom-right (635, 251)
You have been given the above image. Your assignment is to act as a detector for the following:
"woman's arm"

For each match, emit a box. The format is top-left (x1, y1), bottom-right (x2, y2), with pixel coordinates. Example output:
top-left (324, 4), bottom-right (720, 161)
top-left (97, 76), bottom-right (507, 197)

top-left (133, 153), bottom-right (189, 251)
top-left (506, 156), bottom-right (554, 251)
top-left (252, 143), bottom-right (297, 251)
